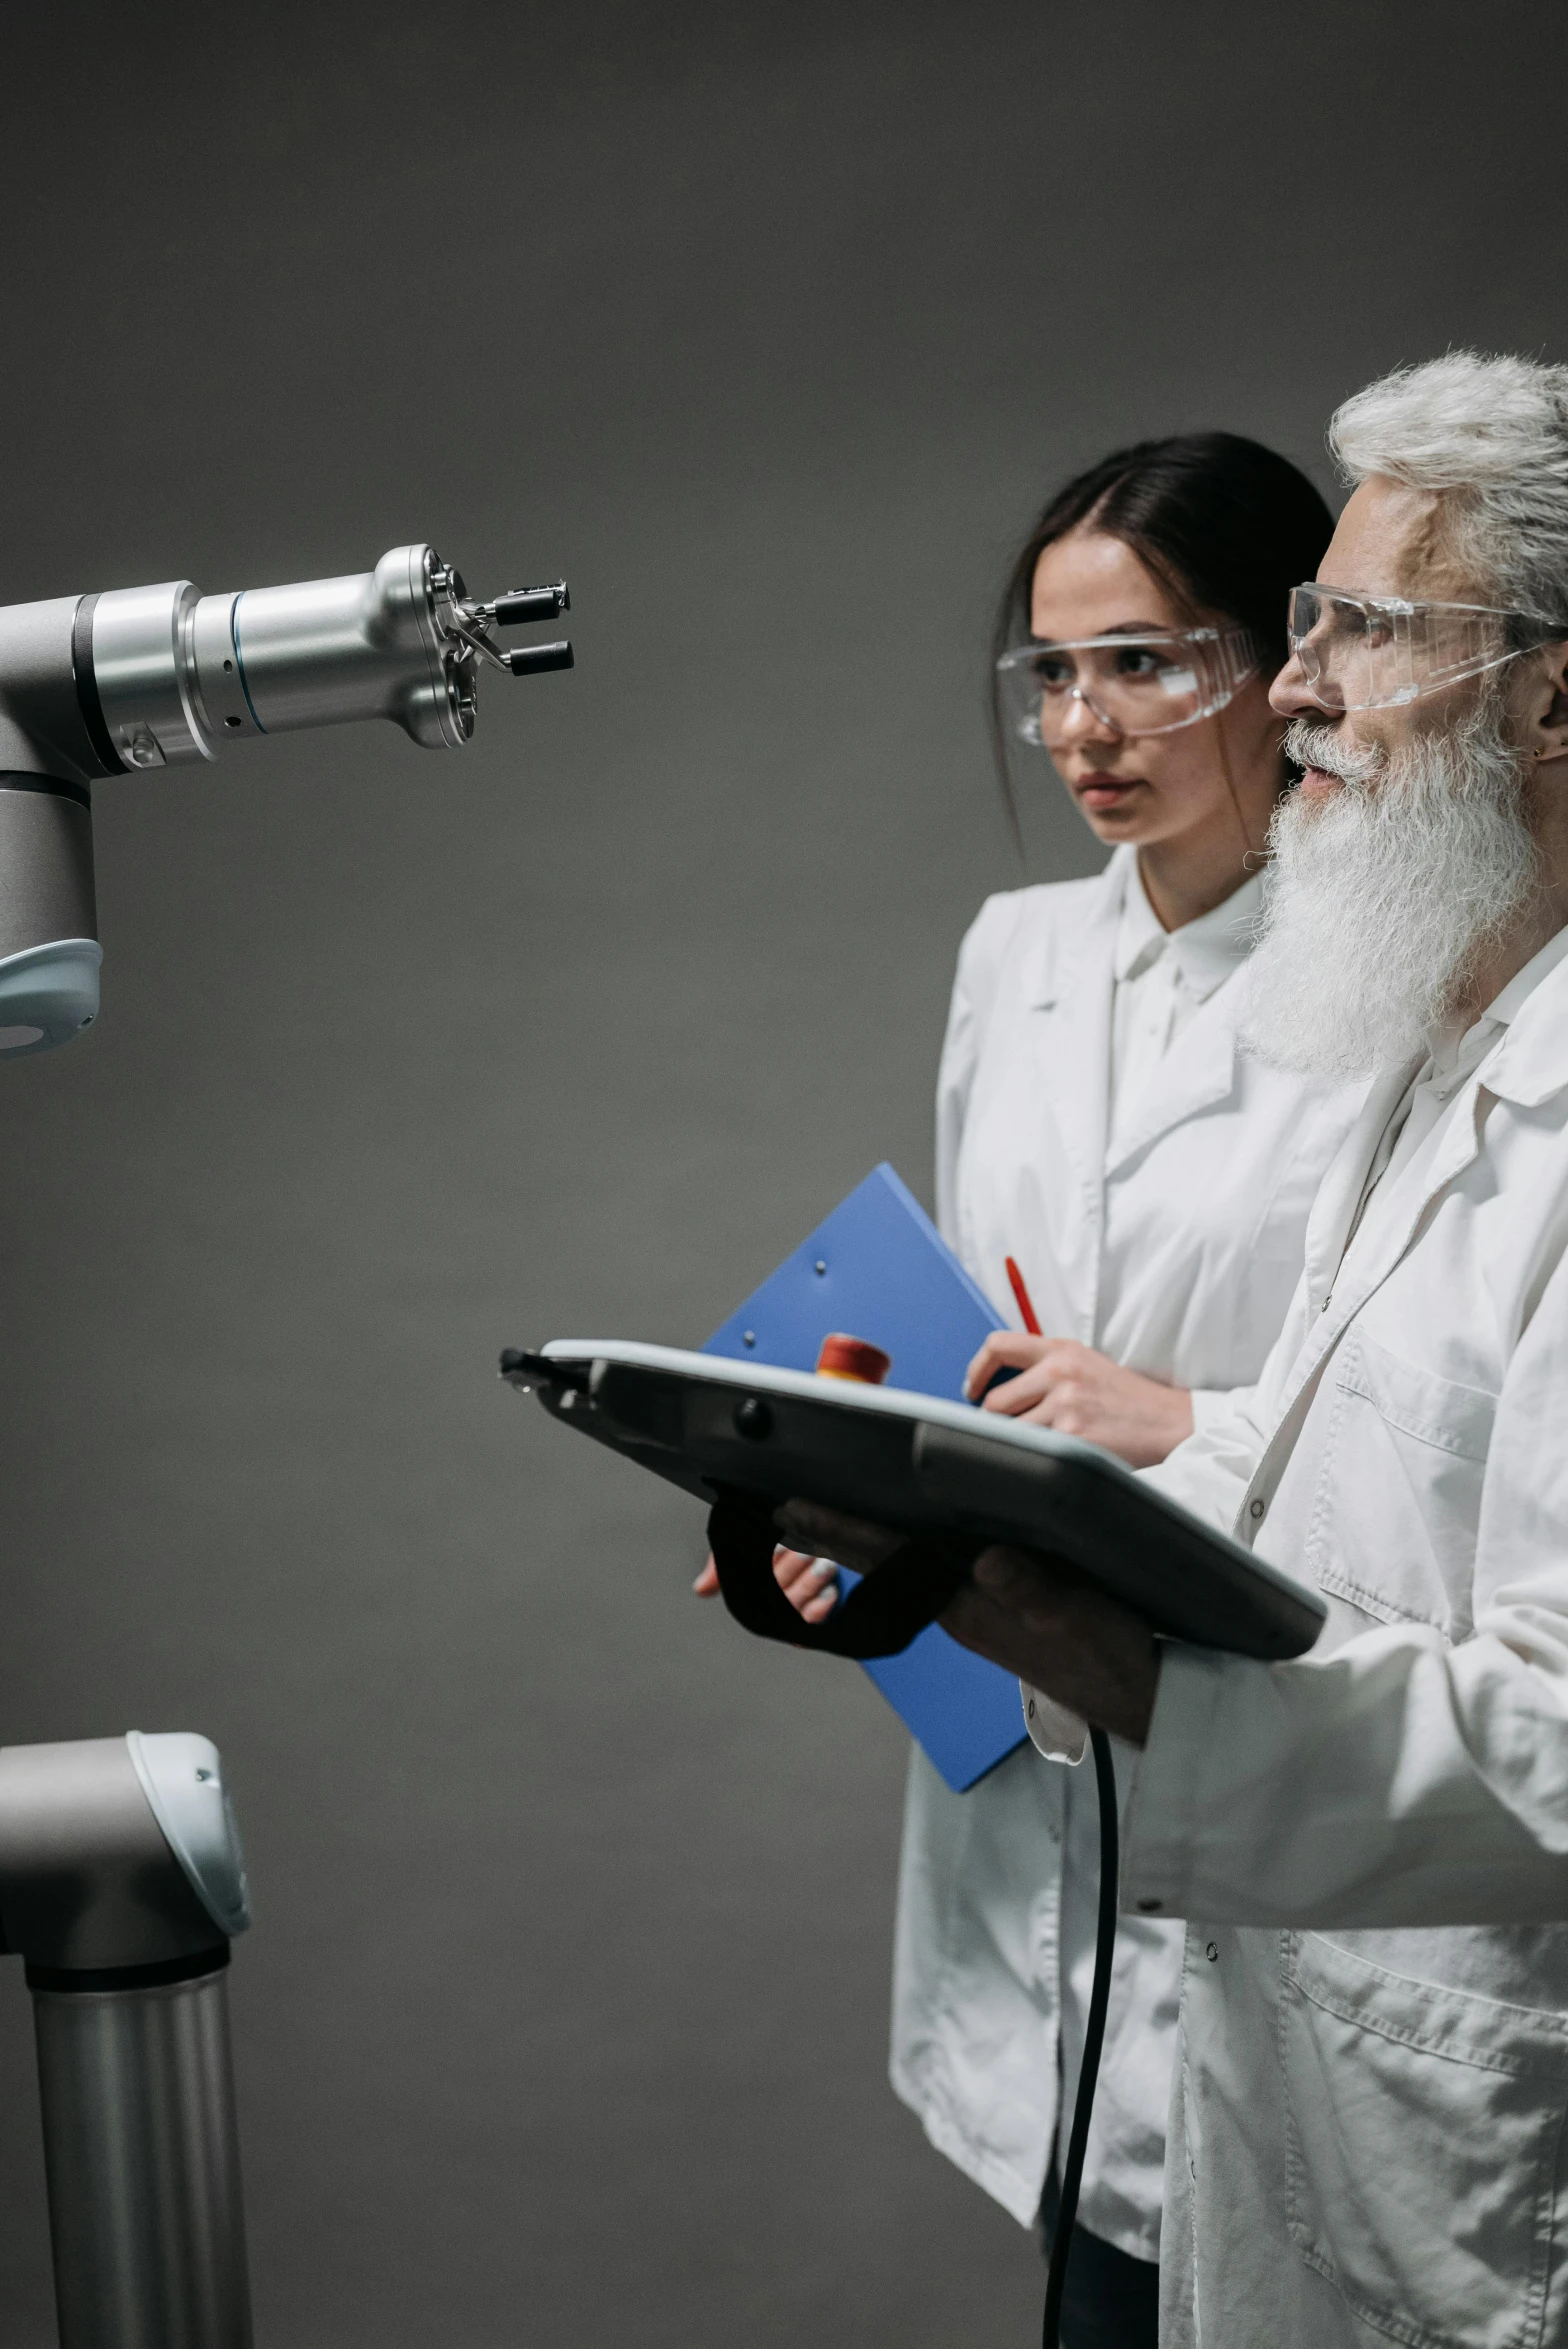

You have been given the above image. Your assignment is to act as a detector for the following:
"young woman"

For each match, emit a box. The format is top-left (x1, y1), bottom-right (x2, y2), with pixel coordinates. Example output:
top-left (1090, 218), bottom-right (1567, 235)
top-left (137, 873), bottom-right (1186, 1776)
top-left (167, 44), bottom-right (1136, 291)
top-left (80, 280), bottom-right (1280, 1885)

top-left (723, 435), bottom-right (1367, 2346)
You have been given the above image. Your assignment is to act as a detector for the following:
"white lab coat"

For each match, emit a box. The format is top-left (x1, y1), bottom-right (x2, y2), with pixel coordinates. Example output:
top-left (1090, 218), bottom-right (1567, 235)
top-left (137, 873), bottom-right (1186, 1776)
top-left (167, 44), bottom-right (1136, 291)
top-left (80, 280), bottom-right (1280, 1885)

top-left (1094, 927), bottom-right (1568, 2345)
top-left (890, 847), bottom-right (1366, 2258)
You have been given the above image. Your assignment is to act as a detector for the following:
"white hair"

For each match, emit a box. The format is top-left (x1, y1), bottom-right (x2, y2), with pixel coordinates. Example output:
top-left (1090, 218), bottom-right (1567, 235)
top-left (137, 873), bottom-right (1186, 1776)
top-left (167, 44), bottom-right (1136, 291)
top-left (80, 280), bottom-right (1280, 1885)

top-left (1330, 352), bottom-right (1568, 630)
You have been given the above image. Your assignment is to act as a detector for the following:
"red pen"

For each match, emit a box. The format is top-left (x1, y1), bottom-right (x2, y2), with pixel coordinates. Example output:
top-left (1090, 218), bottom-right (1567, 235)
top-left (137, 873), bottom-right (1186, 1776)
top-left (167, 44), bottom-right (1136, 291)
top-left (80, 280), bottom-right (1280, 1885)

top-left (1004, 1254), bottom-right (1042, 1336)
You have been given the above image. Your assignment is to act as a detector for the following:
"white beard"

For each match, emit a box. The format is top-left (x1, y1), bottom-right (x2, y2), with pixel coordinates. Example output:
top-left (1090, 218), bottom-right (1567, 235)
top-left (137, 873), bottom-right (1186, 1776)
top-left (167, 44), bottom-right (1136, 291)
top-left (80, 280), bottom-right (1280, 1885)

top-left (1239, 712), bottom-right (1542, 1079)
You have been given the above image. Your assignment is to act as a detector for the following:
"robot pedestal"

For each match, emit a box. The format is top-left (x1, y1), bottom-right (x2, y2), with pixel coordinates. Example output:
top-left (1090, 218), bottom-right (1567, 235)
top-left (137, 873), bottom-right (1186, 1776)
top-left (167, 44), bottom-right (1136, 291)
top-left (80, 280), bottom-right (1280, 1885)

top-left (0, 1734), bottom-right (251, 2349)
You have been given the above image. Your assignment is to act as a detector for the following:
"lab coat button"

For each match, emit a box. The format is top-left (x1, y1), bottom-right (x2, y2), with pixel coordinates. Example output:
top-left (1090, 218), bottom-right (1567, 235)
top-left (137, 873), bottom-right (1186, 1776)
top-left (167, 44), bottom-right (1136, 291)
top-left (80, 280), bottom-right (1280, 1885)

top-left (1205, 1942), bottom-right (1219, 1962)
top-left (1137, 1898), bottom-right (1162, 1913)
top-left (1249, 1498), bottom-right (1266, 1520)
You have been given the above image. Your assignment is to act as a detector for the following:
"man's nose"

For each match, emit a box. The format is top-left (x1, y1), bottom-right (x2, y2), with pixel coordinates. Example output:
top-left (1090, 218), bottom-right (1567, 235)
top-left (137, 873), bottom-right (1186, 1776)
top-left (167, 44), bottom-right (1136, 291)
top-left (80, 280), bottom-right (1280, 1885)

top-left (1269, 649), bottom-right (1322, 718)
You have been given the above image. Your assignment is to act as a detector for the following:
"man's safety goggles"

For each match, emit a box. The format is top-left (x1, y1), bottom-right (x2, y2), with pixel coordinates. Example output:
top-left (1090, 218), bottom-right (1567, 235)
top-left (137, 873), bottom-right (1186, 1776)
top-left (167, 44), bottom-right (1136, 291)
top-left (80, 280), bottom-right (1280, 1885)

top-left (995, 626), bottom-right (1260, 746)
top-left (1285, 584), bottom-right (1554, 713)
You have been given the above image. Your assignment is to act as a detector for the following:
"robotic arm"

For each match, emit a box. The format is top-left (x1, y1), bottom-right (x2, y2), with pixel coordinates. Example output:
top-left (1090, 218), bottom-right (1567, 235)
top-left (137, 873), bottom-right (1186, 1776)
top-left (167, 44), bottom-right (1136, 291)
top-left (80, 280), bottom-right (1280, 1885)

top-left (0, 543), bottom-right (571, 1052)
top-left (0, 535), bottom-right (572, 2347)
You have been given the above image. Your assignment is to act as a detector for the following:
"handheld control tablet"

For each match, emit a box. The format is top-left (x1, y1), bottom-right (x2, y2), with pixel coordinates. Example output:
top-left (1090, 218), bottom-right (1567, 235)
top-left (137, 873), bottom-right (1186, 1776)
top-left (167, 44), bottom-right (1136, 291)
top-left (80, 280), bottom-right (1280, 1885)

top-left (505, 1339), bottom-right (1324, 1662)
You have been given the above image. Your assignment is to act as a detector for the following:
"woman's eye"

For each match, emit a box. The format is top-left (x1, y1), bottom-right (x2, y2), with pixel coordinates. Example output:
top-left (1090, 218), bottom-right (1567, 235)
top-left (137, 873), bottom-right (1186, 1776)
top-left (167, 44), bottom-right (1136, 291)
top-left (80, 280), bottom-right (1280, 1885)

top-left (1035, 658), bottom-right (1074, 691)
top-left (1113, 647), bottom-right (1163, 679)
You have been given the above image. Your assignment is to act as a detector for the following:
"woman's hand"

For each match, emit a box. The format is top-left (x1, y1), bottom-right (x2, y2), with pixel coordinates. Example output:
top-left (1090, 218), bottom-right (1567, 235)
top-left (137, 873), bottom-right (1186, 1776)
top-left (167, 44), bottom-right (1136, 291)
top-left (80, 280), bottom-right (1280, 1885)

top-left (692, 1542), bottom-right (844, 1623)
top-left (693, 1499), bottom-right (904, 1621)
top-left (966, 1333), bottom-right (1193, 1468)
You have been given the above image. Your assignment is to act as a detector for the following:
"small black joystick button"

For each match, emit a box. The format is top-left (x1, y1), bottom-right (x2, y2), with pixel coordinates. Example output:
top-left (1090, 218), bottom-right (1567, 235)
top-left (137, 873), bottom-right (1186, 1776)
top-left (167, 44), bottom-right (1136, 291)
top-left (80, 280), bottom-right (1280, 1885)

top-left (734, 1397), bottom-right (773, 1441)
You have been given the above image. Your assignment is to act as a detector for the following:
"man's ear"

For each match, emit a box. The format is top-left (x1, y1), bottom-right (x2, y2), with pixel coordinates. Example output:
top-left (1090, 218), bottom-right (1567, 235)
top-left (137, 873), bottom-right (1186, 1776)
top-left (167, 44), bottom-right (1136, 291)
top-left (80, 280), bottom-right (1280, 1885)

top-left (1521, 640), bottom-right (1568, 761)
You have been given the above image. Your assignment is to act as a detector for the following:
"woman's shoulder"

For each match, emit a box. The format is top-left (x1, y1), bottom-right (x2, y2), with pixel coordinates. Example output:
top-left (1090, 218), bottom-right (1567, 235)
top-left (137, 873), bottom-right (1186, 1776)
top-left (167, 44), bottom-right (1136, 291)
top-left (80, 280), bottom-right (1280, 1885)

top-left (957, 870), bottom-right (1111, 977)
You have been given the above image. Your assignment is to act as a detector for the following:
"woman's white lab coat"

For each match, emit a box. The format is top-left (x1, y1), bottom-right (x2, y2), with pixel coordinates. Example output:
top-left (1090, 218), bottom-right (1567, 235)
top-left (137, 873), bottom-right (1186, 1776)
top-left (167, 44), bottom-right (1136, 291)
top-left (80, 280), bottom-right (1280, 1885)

top-left (889, 845), bottom-right (1366, 2260)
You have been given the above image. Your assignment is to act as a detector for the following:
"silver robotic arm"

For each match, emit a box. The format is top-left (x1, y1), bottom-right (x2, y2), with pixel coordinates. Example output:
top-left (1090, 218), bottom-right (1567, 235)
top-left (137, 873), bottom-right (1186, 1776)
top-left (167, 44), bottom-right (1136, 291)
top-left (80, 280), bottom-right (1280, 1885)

top-left (0, 543), bottom-right (571, 1052)
top-left (0, 537), bottom-right (573, 2346)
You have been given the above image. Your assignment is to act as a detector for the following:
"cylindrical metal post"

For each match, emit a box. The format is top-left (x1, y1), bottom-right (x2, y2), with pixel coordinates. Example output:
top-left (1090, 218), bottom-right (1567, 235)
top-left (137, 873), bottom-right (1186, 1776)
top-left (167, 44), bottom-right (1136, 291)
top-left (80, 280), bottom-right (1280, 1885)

top-left (30, 1954), bottom-right (252, 2349)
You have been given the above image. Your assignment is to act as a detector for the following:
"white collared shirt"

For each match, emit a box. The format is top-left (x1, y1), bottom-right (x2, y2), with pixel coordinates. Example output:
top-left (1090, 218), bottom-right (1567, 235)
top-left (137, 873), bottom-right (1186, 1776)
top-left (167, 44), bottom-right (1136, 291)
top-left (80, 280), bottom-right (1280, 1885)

top-left (1109, 863), bottom-right (1262, 1157)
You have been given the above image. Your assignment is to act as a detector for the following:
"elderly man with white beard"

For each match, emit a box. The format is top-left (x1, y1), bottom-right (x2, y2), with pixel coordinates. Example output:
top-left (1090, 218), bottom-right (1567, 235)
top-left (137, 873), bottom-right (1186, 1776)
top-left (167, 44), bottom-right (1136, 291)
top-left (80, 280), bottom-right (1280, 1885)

top-left (791, 351), bottom-right (1568, 2345)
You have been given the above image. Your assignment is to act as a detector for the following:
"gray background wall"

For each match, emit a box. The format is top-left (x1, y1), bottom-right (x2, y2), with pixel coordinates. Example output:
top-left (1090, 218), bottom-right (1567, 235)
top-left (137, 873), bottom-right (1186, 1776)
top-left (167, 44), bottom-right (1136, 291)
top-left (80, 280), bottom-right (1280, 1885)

top-left (0, 5), bottom-right (1559, 2341)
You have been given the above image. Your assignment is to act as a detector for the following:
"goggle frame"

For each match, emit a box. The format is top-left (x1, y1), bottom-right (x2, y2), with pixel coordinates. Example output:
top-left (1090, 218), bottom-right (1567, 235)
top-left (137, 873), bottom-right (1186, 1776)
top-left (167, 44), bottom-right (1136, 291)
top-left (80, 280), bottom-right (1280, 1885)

top-left (1285, 583), bottom-right (1557, 712)
top-left (995, 624), bottom-right (1262, 744)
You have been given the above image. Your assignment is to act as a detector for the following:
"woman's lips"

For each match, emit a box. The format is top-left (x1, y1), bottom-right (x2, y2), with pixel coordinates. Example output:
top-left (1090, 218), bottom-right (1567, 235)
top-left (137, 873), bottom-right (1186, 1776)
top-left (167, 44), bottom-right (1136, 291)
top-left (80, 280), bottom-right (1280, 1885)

top-left (1075, 777), bottom-right (1144, 808)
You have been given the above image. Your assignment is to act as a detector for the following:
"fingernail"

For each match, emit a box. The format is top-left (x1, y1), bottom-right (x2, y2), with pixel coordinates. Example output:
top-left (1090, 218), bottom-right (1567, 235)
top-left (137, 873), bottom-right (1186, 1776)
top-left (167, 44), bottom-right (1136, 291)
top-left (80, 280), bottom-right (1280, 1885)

top-left (808, 1558), bottom-right (837, 1579)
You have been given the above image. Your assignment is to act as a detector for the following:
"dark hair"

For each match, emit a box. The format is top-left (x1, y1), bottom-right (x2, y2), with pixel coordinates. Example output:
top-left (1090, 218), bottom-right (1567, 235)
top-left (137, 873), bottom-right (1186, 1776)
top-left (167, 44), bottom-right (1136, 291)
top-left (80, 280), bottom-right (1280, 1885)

top-left (989, 431), bottom-right (1334, 835)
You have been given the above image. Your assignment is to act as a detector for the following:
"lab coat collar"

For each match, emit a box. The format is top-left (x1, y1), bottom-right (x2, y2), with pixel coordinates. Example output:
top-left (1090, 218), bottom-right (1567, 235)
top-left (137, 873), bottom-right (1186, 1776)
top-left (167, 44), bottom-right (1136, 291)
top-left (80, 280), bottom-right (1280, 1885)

top-left (1473, 925), bottom-right (1568, 1108)
top-left (1024, 848), bottom-right (1127, 1012)
top-left (1112, 859), bottom-right (1262, 1005)
top-left (1292, 926), bottom-right (1568, 1320)
top-left (1025, 850), bottom-right (1254, 1182)
top-left (1102, 859), bottom-right (1256, 1176)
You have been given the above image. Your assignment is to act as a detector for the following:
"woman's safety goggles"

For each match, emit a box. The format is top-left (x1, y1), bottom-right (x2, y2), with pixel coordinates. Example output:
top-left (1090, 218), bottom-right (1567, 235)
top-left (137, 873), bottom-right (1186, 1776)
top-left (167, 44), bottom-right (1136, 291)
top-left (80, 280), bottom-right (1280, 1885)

top-left (1285, 584), bottom-right (1552, 713)
top-left (995, 626), bottom-right (1260, 746)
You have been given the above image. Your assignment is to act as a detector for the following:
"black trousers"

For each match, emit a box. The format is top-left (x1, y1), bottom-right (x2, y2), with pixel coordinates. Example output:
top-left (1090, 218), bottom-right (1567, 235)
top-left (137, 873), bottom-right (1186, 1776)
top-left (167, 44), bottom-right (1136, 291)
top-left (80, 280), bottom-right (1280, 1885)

top-left (1039, 2178), bottom-right (1160, 2349)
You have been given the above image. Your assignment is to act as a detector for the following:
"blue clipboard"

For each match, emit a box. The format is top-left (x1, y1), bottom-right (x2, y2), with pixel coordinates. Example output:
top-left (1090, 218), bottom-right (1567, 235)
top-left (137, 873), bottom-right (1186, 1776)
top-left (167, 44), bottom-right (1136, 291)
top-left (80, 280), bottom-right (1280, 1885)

top-left (704, 1164), bottom-right (1029, 1791)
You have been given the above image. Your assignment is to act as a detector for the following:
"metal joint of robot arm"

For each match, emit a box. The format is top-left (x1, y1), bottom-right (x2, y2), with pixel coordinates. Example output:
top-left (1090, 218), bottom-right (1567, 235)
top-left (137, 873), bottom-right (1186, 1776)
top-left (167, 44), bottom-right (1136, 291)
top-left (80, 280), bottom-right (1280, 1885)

top-left (0, 1736), bottom-right (256, 2348)
top-left (0, 1732), bottom-right (249, 1981)
top-left (0, 541), bottom-right (573, 1057)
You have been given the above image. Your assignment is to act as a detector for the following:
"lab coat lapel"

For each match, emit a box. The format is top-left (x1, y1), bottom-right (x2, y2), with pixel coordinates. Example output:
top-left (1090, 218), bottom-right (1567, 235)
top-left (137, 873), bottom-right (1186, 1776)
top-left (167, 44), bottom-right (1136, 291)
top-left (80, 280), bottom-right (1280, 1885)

top-left (1300, 1063), bottom-right (1419, 1319)
top-left (1102, 986), bottom-right (1237, 1177)
top-left (1303, 964), bottom-right (1568, 1352)
top-left (1318, 1090), bottom-right (1485, 1338)
top-left (1025, 857), bottom-right (1121, 1199)
top-left (1246, 1061), bottom-right (1490, 1519)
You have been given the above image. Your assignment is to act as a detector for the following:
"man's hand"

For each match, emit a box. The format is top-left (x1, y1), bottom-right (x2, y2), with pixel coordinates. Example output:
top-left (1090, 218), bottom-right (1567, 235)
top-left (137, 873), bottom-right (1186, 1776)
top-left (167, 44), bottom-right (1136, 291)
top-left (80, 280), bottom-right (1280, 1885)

top-left (942, 1546), bottom-right (1160, 1746)
top-left (693, 1501), bottom-right (1161, 1739)
top-left (967, 1333), bottom-right (1193, 1468)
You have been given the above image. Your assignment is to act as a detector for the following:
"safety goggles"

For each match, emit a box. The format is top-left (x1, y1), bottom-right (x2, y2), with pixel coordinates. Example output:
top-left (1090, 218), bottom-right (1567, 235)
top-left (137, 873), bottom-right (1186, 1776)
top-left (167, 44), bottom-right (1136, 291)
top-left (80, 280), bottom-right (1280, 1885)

top-left (1285, 584), bottom-right (1554, 713)
top-left (995, 626), bottom-right (1260, 746)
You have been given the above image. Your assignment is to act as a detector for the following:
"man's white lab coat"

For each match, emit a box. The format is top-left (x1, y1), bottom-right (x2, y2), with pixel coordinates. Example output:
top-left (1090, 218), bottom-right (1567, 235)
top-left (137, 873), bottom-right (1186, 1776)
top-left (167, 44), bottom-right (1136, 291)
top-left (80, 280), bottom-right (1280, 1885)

top-left (1080, 928), bottom-right (1568, 2345)
top-left (891, 850), bottom-right (1365, 2258)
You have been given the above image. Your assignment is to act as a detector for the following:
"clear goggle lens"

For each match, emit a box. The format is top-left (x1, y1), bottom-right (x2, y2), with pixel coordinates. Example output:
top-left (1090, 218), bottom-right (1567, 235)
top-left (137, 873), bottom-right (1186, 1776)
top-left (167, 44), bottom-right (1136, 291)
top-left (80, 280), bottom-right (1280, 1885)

top-left (1285, 584), bottom-right (1547, 713)
top-left (995, 627), bottom-right (1259, 746)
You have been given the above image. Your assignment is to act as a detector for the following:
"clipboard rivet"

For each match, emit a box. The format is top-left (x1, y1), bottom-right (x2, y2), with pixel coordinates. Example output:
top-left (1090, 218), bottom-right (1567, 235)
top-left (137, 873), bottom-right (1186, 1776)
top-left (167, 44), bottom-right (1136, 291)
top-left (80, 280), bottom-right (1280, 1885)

top-left (814, 1259), bottom-right (827, 1275)
top-left (743, 1330), bottom-right (756, 1347)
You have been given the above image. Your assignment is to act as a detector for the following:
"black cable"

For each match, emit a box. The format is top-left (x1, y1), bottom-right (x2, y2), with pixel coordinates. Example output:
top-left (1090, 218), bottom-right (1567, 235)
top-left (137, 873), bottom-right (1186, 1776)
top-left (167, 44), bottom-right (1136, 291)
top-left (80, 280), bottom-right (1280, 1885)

top-left (1042, 1725), bottom-right (1120, 2349)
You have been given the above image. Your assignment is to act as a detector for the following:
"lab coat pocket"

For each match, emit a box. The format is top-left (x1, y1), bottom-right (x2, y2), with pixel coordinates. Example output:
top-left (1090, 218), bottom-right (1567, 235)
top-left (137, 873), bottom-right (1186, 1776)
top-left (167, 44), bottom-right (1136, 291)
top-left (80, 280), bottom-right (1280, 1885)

top-left (1281, 1933), bottom-right (1568, 2349)
top-left (1306, 1327), bottom-right (1495, 1636)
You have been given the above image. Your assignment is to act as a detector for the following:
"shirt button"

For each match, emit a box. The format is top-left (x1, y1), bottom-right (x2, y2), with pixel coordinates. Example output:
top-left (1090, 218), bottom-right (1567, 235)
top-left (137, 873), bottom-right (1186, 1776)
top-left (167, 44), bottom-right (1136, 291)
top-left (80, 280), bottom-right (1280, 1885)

top-left (1027, 1698), bottom-right (1037, 1720)
top-left (1205, 1941), bottom-right (1219, 1963)
top-left (1249, 1498), bottom-right (1267, 1521)
top-left (1137, 1898), bottom-right (1163, 1914)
